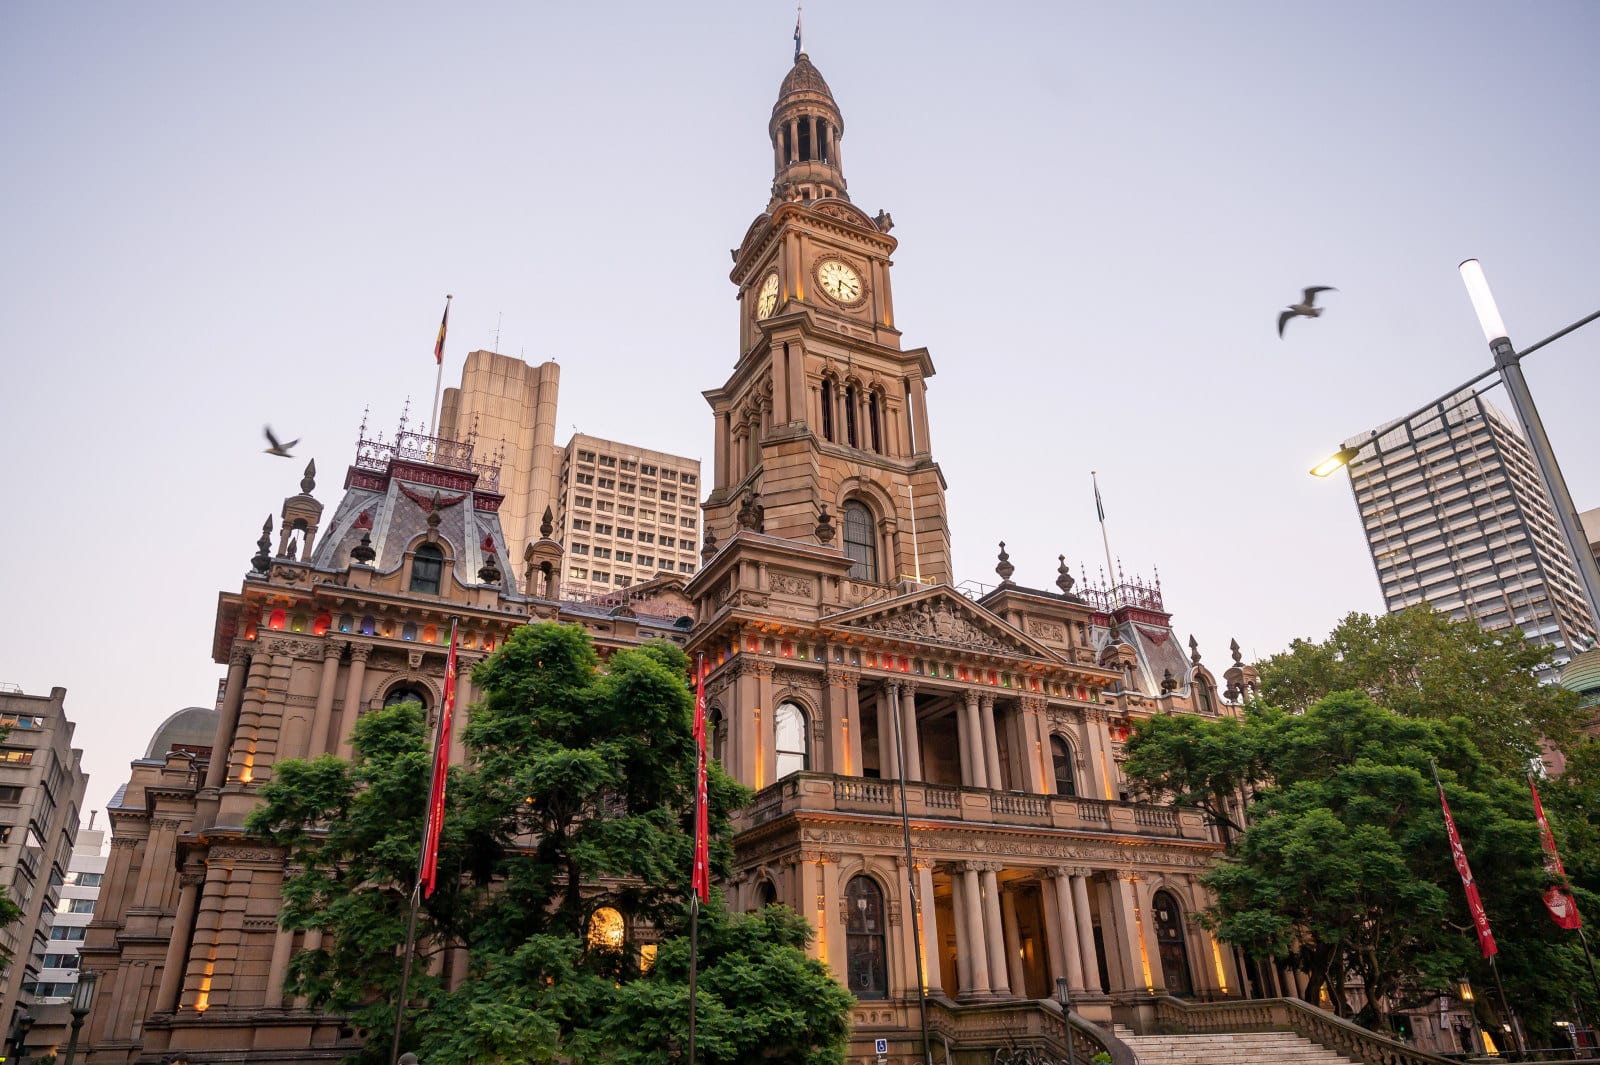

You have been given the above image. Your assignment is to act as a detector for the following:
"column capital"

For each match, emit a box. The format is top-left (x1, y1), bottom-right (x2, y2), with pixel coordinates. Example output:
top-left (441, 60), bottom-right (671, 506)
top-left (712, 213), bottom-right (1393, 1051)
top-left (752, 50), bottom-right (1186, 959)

top-left (348, 642), bottom-right (374, 663)
top-left (824, 665), bottom-right (859, 687)
top-left (960, 860), bottom-right (986, 874)
top-left (979, 693), bottom-right (996, 711)
top-left (964, 688), bottom-right (981, 708)
top-left (323, 639), bottom-right (346, 661)
top-left (1066, 865), bottom-right (1097, 880)
top-left (228, 645), bottom-right (252, 667)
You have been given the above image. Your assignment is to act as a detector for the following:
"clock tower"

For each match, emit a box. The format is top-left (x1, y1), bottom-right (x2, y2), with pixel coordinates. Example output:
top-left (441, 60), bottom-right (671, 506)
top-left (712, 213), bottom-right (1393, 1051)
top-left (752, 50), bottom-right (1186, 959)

top-left (703, 51), bottom-right (951, 591)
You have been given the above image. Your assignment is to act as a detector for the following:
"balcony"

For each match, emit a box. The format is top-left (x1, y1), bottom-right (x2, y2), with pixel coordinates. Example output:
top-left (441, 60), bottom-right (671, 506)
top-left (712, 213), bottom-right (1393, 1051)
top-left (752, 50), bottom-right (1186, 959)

top-left (737, 772), bottom-right (1212, 841)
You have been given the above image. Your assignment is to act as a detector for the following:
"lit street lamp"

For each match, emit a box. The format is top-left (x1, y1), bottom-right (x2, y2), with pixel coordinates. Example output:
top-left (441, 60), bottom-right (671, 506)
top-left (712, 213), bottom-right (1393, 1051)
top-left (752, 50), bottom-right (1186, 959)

top-left (63, 970), bottom-right (97, 1065)
top-left (1309, 261), bottom-right (1600, 634)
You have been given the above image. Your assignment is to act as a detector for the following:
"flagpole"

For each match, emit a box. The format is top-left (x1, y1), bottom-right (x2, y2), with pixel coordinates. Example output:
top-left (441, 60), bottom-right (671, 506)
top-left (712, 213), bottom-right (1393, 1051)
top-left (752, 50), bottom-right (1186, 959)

top-left (430, 295), bottom-right (453, 439)
top-left (389, 616), bottom-right (458, 1065)
top-left (1092, 471), bottom-right (1118, 607)
top-left (688, 893), bottom-right (700, 1065)
top-left (688, 652), bottom-right (710, 1065)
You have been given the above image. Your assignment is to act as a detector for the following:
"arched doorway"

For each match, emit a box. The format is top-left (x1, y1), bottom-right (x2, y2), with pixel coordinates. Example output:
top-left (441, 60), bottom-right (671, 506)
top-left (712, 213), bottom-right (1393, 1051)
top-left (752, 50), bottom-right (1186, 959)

top-left (1151, 889), bottom-right (1192, 995)
top-left (845, 875), bottom-right (889, 999)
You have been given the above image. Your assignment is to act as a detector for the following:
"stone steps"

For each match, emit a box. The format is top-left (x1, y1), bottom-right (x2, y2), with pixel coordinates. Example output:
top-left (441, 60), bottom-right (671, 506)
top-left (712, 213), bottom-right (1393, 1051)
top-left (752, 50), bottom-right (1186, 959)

top-left (1112, 1028), bottom-right (1356, 1065)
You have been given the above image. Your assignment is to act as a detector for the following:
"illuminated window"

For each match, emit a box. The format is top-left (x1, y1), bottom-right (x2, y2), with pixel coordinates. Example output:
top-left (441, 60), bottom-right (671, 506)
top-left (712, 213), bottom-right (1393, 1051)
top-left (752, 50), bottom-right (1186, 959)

top-left (845, 876), bottom-right (888, 999)
top-left (587, 906), bottom-right (625, 952)
top-left (775, 703), bottom-right (808, 779)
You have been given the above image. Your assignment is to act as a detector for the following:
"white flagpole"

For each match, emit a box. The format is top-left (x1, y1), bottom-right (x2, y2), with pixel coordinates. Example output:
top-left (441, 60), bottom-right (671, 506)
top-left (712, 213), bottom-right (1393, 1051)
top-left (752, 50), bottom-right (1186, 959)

top-left (1092, 471), bottom-right (1118, 607)
top-left (430, 295), bottom-right (453, 440)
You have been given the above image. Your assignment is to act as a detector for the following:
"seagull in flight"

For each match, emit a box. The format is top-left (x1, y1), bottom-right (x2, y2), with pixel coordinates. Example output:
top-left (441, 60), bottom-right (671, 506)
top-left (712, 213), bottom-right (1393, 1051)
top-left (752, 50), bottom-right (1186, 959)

top-left (1278, 286), bottom-right (1336, 337)
top-left (263, 426), bottom-right (299, 458)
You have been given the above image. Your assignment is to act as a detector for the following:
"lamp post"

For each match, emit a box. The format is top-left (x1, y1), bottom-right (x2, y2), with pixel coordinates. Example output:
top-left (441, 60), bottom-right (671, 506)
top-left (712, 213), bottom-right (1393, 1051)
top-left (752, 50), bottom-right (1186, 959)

top-left (9, 1012), bottom-right (34, 1065)
top-left (63, 970), bottom-right (97, 1065)
top-left (1056, 977), bottom-right (1078, 1065)
top-left (1309, 262), bottom-right (1600, 635)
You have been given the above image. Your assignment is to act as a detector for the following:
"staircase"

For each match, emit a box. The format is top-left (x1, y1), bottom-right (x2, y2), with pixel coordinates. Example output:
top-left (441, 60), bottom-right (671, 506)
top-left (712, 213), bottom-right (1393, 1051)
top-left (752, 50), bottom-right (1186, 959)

top-left (1112, 1025), bottom-right (1358, 1065)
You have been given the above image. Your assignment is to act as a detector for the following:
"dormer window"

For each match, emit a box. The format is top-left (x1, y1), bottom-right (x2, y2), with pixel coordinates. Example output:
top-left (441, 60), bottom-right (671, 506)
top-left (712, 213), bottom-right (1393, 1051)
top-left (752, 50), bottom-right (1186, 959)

top-left (410, 544), bottom-right (445, 595)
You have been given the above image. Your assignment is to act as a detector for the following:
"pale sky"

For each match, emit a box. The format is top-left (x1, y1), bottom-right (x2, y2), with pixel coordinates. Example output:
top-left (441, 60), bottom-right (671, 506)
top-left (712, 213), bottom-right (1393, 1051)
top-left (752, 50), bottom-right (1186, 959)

top-left (3, 2), bottom-right (1597, 815)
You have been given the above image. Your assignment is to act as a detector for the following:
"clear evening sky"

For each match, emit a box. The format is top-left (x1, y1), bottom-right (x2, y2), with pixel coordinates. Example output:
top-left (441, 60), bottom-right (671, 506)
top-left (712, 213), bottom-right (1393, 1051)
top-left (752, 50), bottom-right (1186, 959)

top-left (2, 2), bottom-right (1596, 814)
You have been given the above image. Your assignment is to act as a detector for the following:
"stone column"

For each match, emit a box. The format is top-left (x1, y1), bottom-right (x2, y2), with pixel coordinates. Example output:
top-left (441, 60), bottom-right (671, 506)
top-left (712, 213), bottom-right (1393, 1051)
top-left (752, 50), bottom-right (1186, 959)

top-left (154, 874), bottom-right (202, 1012)
top-left (1135, 879), bottom-right (1167, 993)
top-left (918, 861), bottom-right (943, 995)
top-left (205, 648), bottom-right (249, 791)
top-left (1111, 875), bottom-right (1150, 993)
top-left (877, 687), bottom-right (899, 780)
top-left (910, 377), bottom-right (931, 455)
top-left (979, 695), bottom-right (1003, 790)
top-left (295, 930), bottom-right (324, 1009)
top-left (1019, 698), bottom-right (1049, 793)
top-left (800, 856), bottom-right (826, 966)
top-left (1051, 868), bottom-right (1086, 991)
top-left (755, 662), bottom-right (775, 789)
top-left (306, 641), bottom-right (344, 759)
top-left (180, 865), bottom-right (229, 1010)
top-left (824, 667), bottom-right (853, 775)
top-left (229, 652), bottom-right (273, 781)
top-left (955, 687), bottom-right (973, 785)
top-left (715, 412), bottom-right (730, 490)
top-left (1000, 886), bottom-right (1026, 997)
top-left (450, 660), bottom-right (474, 768)
top-left (960, 863), bottom-right (990, 994)
top-left (844, 674), bottom-right (864, 777)
top-left (335, 643), bottom-right (372, 760)
top-left (774, 128), bottom-right (784, 172)
top-left (898, 683), bottom-right (921, 782)
top-left (263, 926), bottom-right (296, 1008)
top-left (788, 118), bottom-right (798, 165)
top-left (963, 690), bottom-right (986, 788)
top-left (981, 865), bottom-right (1011, 996)
top-left (1071, 871), bottom-right (1102, 993)
top-left (135, 819), bottom-right (181, 909)
top-left (950, 871), bottom-right (972, 994)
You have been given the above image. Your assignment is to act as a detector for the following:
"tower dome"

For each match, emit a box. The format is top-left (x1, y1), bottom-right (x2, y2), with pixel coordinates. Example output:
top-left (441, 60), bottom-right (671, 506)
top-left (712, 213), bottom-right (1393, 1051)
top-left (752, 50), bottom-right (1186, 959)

top-left (768, 53), bottom-right (848, 207)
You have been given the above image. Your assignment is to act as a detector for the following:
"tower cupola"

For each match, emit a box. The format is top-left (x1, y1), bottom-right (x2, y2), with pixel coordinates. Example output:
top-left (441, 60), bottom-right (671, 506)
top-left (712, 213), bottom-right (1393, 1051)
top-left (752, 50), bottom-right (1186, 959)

top-left (768, 53), bottom-right (848, 207)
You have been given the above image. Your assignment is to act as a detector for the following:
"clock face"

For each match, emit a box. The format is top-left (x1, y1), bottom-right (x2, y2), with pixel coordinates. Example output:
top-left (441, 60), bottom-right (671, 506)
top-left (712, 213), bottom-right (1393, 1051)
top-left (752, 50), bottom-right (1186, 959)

top-left (755, 272), bottom-right (780, 319)
top-left (816, 259), bottom-right (864, 305)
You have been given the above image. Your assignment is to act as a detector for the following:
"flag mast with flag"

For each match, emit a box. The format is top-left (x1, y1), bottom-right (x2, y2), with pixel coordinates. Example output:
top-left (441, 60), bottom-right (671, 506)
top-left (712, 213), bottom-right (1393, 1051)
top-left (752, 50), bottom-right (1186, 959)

top-left (1530, 774), bottom-right (1600, 1004)
top-left (793, 2), bottom-right (803, 61)
top-left (688, 652), bottom-right (710, 1065)
top-left (389, 616), bottom-right (460, 1065)
top-left (1092, 471), bottom-right (1119, 607)
top-left (1432, 761), bottom-right (1522, 1052)
top-left (429, 294), bottom-right (452, 438)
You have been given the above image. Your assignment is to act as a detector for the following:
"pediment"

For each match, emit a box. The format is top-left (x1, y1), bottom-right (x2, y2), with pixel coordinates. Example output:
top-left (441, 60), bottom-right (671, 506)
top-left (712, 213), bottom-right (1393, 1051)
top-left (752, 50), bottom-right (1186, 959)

top-left (822, 586), bottom-right (1060, 662)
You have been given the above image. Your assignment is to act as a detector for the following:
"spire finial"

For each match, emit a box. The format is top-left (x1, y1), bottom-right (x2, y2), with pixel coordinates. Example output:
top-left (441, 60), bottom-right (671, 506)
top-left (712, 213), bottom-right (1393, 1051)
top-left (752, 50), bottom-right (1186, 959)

top-left (251, 517), bottom-right (273, 575)
top-left (995, 541), bottom-right (1014, 583)
top-left (1056, 555), bottom-right (1075, 595)
top-left (300, 459), bottom-right (316, 495)
top-left (540, 506), bottom-right (555, 539)
top-left (1189, 634), bottom-right (1201, 666)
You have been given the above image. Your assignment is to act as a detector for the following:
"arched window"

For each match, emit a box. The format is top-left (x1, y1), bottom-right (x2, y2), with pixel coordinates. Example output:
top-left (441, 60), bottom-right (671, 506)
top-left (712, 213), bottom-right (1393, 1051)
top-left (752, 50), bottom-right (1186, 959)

top-left (757, 880), bottom-right (778, 908)
top-left (1051, 736), bottom-right (1077, 797)
top-left (868, 392), bottom-right (882, 453)
top-left (410, 543), bottom-right (445, 595)
top-left (842, 501), bottom-right (877, 582)
top-left (845, 875), bottom-right (888, 999)
top-left (775, 702), bottom-right (807, 779)
top-left (1195, 679), bottom-right (1215, 715)
top-left (587, 906), bottom-right (625, 952)
top-left (710, 708), bottom-right (727, 765)
top-left (845, 385), bottom-right (859, 447)
top-left (383, 685), bottom-right (430, 711)
top-left (1151, 889), bottom-right (1193, 995)
top-left (820, 378), bottom-right (835, 442)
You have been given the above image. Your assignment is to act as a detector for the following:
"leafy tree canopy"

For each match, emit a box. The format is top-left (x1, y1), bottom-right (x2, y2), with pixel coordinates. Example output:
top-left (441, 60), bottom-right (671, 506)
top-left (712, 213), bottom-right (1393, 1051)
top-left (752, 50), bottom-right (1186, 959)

top-left (247, 623), bottom-right (851, 1065)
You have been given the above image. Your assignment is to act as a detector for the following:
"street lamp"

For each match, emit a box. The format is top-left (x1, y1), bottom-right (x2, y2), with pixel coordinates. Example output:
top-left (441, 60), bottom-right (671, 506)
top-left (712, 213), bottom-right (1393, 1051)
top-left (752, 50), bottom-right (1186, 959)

top-left (1456, 260), bottom-right (1600, 634)
top-left (9, 1012), bottom-right (34, 1065)
top-left (1057, 977), bottom-right (1078, 1065)
top-left (1309, 262), bottom-right (1600, 635)
top-left (63, 970), bottom-right (97, 1065)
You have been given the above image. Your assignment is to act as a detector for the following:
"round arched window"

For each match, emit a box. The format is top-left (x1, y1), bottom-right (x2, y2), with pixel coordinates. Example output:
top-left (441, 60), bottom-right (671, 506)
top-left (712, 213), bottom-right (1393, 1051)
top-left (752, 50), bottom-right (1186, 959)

top-left (587, 907), bottom-right (625, 952)
top-left (383, 685), bottom-right (430, 711)
top-left (845, 875), bottom-right (888, 999)
top-left (410, 543), bottom-right (445, 595)
top-left (775, 703), bottom-right (808, 779)
top-left (1051, 736), bottom-right (1077, 796)
top-left (842, 502), bottom-right (877, 582)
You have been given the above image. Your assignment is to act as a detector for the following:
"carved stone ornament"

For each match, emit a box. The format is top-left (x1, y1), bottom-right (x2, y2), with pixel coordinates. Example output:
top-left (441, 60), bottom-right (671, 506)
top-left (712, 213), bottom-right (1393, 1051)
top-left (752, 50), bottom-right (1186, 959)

top-left (841, 597), bottom-right (1035, 657)
top-left (264, 638), bottom-right (323, 658)
top-left (270, 563), bottom-right (308, 586)
top-left (770, 572), bottom-right (813, 596)
top-left (207, 845), bottom-right (282, 863)
top-left (1026, 618), bottom-right (1065, 641)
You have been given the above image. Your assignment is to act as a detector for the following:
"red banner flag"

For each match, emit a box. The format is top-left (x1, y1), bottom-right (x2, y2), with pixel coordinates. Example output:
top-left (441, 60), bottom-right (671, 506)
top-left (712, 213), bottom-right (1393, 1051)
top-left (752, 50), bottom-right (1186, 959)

top-left (1531, 776), bottom-right (1583, 930)
top-left (691, 653), bottom-right (710, 903)
top-left (1438, 778), bottom-right (1498, 957)
top-left (420, 618), bottom-right (459, 898)
top-left (433, 295), bottom-right (452, 365)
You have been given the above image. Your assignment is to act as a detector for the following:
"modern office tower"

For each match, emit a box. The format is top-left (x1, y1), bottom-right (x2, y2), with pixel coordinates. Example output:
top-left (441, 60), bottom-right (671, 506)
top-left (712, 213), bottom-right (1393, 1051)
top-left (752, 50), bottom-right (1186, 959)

top-left (553, 433), bottom-right (701, 601)
top-left (31, 817), bottom-right (106, 1003)
top-left (1341, 387), bottom-right (1597, 675)
top-left (438, 350), bottom-right (562, 557)
top-left (0, 684), bottom-right (88, 1040)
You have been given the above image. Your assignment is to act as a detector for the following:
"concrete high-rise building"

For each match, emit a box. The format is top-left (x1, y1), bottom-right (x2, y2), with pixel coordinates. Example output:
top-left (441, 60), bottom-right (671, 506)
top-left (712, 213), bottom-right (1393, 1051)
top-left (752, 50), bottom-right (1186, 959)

top-left (0, 684), bottom-right (88, 1040)
top-left (31, 818), bottom-right (106, 1003)
top-left (1340, 387), bottom-right (1597, 675)
top-left (438, 350), bottom-right (562, 557)
top-left (553, 434), bottom-right (701, 601)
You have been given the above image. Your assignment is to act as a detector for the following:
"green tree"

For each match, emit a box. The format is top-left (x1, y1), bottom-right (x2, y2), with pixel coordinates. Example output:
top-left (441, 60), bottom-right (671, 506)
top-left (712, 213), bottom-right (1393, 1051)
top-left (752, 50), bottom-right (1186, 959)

top-left (1256, 607), bottom-right (1581, 773)
top-left (248, 623), bottom-right (852, 1065)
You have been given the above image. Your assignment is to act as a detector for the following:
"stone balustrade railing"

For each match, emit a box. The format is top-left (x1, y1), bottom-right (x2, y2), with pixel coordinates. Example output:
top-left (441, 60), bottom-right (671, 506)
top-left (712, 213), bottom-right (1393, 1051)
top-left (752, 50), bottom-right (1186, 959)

top-left (1153, 995), bottom-right (1460, 1065)
top-left (735, 772), bottom-right (1209, 841)
top-left (851, 997), bottom-right (1137, 1065)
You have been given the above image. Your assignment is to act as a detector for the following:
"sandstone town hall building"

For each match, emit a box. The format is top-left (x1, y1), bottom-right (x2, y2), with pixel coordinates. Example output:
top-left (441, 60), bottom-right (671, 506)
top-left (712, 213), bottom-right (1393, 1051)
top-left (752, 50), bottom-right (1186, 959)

top-left (80, 48), bottom-right (1263, 1064)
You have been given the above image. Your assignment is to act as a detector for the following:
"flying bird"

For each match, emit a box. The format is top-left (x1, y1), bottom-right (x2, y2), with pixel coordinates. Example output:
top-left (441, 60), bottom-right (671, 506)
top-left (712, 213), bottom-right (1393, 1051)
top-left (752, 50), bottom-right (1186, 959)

top-left (263, 426), bottom-right (299, 458)
top-left (1278, 286), bottom-right (1337, 337)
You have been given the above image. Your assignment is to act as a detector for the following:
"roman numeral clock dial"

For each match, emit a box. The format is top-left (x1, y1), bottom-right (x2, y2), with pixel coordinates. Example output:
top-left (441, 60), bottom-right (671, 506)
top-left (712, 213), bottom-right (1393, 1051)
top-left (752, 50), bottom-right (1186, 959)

top-left (815, 258), bottom-right (865, 307)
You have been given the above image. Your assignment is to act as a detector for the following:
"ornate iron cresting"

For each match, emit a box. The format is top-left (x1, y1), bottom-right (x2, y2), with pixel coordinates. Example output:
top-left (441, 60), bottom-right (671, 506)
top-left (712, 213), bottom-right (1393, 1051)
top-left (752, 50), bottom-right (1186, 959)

top-left (354, 429), bottom-right (501, 492)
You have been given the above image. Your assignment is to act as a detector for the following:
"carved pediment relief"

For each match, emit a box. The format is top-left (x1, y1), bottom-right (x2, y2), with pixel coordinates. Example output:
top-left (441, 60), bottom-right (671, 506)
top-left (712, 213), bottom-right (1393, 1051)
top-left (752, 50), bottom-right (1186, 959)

top-left (807, 199), bottom-right (879, 232)
top-left (823, 588), bottom-right (1058, 662)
